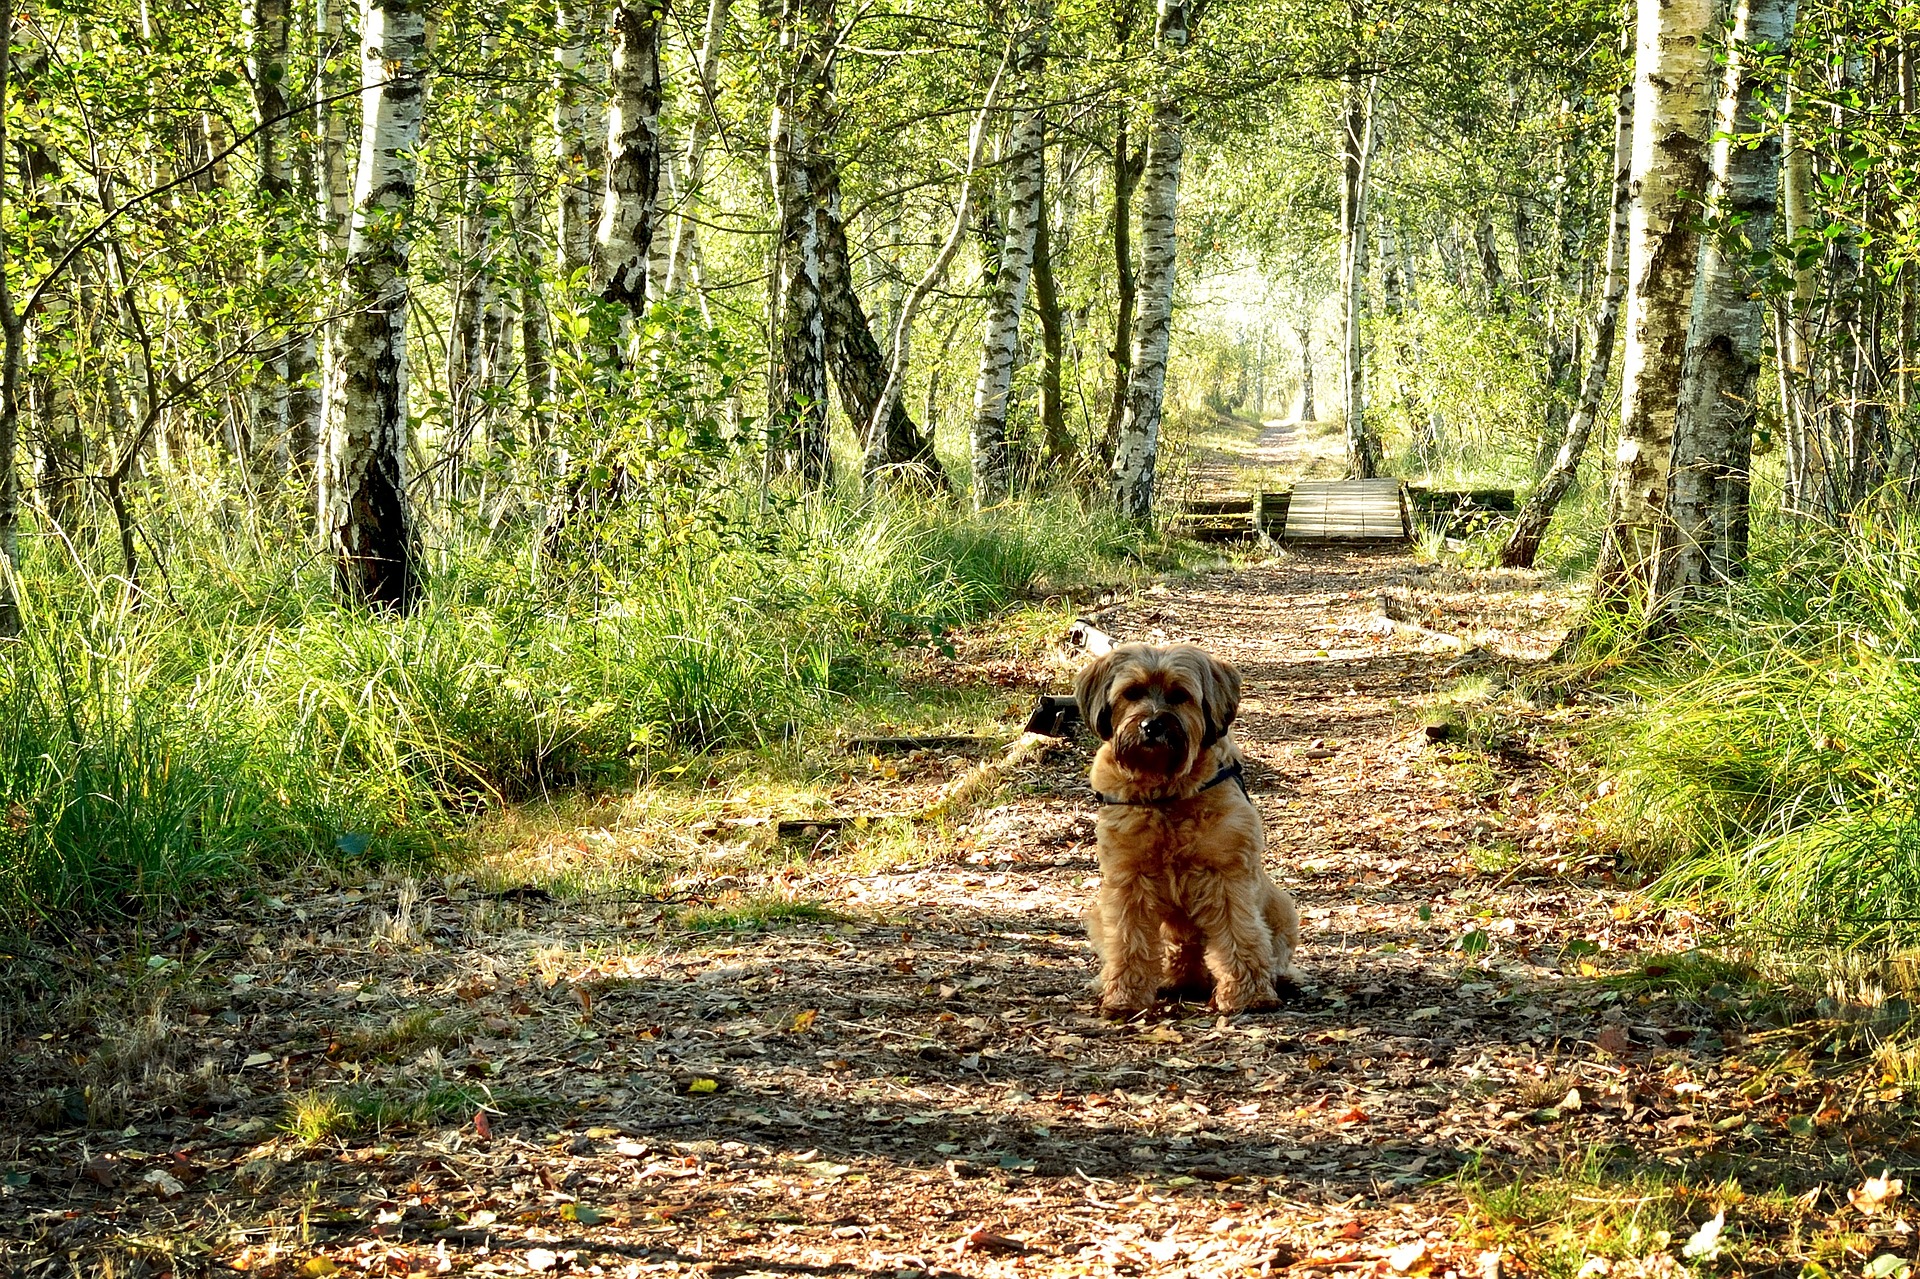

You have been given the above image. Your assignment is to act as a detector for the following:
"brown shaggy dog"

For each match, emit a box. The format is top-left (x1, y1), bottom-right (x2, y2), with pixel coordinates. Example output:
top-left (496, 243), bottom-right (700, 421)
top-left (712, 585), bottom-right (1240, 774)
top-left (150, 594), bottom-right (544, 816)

top-left (1075, 643), bottom-right (1301, 1016)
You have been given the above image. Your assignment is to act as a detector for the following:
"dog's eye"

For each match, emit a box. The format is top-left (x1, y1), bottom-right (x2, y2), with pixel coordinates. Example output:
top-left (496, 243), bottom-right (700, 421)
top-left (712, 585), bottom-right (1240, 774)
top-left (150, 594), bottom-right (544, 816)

top-left (1165, 688), bottom-right (1190, 705)
top-left (1119, 685), bottom-right (1148, 701)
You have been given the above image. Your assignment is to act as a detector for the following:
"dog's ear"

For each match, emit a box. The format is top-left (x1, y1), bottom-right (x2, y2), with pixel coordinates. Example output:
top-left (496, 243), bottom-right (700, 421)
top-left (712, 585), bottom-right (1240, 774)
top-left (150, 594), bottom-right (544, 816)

top-left (1074, 650), bottom-right (1122, 741)
top-left (1199, 653), bottom-right (1242, 748)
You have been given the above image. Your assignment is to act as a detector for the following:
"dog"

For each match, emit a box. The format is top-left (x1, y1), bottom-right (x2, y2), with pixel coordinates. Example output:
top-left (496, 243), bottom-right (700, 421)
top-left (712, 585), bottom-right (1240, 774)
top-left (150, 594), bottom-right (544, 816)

top-left (1075, 643), bottom-right (1301, 1016)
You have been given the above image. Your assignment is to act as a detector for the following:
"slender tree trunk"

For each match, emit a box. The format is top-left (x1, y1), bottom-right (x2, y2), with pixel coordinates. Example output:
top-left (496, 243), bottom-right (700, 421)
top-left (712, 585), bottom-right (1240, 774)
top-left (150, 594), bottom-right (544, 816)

top-left (1294, 324), bottom-right (1315, 421)
top-left (1778, 75), bottom-right (1822, 514)
top-left (862, 53), bottom-right (1007, 476)
top-left (451, 122), bottom-right (502, 488)
top-left (1501, 70), bottom-right (1634, 570)
top-left (316, 0), bottom-right (353, 258)
top-left (971, 107), bottom-right (1045, 506)
top-left (1595, 0), bottom-right (1716, 602)
top-left (553, 0), bottom-right (598, 280)
top-left (595, 0), bottom-right (665, 329)
top-left (319, 0), bottom-right (429, 611)
top-left (1033, 176), bottom-right (1071, 468)
top-left (248, 0), bottom-right (296, 470)
top-left (815, 161), bottom-right (939, 482)
top-left (1102, 117), bottom-right (1143, 465)
top-left (768, 0), bottom-right (833, 485)
top-left (1109, 0), bottom-right (1191, 521)
top-left (1338, 73), bottom-right (1381, 477)
top-left (664, 0), bottom-right (732, 298)
top-left (1660, 0), bottom-right (1796, 597)
top-left (0, 0), bottom-right (18, 634)
top-left (515, 130), bottom-right (551, 448)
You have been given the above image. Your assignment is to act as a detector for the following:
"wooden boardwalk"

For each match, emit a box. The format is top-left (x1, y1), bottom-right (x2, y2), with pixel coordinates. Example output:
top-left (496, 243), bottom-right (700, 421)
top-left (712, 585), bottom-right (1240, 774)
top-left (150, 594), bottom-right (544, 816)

top-left (1282, 478), bottom-right (1410, 542)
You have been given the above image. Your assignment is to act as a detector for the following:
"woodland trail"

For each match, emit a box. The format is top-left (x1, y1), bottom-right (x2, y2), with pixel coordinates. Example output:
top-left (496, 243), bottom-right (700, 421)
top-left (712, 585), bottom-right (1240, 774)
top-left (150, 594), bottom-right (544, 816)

top-left (3, 525), bottom-right (1872, 1276)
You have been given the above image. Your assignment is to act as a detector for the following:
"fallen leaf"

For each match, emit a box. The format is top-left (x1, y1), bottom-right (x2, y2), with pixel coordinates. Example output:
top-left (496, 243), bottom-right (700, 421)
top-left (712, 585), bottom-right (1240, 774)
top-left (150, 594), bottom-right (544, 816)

top-left (299, 1259), bottom-right (339, 1278)
top-left (1680, 1209), bottom-right (1725, 1261)
top-left (789, 1008), bottom-right (818, 1033)
top-left (473, 1110), bottom-right (492, 1140)
top-left (1852, 1172), bottom-right (1906, 1216)
top-left (524, 1248), bottom-right (558, 1273)
top-left (1595, 1026), bottom-right (1633, 1056)
top-left (141, 1169), bottom-right (186, 1200)
top-left (242, 1051), bottom-right (275, 1069)
top-left (956, 1226), bottom-right (1036, 1255)
top-left (1388, 1240), bottom-right (1430, 1273)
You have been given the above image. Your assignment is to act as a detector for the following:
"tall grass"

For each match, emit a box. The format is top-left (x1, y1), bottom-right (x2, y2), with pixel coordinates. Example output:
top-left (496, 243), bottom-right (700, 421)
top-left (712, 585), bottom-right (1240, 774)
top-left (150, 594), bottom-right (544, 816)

top-left (1598, 503), bottom-right (1920, 944)
top-left (0, 488), bottom-right (1148, 924)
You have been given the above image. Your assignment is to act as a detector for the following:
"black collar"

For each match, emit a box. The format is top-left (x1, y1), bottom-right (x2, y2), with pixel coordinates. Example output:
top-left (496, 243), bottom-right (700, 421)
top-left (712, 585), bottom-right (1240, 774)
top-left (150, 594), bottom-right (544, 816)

top-left (1094, 760), bottom-right (1249, 807)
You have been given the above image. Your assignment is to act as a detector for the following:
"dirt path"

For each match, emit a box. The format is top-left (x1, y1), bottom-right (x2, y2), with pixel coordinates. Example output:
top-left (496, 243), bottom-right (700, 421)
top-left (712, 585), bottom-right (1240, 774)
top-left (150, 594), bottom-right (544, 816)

top-left (8, 533), bottom-right (1889, 1275)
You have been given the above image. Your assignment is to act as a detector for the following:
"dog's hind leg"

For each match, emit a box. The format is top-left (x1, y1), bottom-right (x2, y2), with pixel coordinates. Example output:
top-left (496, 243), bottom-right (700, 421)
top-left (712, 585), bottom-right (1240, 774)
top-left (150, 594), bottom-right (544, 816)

top-left (1261, 884), bottom-right (1303, 986)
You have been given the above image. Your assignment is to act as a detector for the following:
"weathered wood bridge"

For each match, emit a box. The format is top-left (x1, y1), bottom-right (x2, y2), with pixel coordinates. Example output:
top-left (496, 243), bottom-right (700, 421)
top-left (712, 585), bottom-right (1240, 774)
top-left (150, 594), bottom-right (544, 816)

top-left (1168, 480), bottom-right (1516, 545)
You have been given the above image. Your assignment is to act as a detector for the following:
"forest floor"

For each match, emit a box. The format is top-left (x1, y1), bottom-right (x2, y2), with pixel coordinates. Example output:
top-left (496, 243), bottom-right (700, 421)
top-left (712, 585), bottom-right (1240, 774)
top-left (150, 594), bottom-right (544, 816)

top-left (4, 420), bottom-right (1913, 1278)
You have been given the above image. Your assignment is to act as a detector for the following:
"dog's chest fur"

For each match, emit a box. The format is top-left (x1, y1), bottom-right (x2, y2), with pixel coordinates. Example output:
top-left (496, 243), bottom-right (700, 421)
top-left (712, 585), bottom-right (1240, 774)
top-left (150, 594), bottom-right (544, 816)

top-left (1089, 748), bottom-right (1265, 881)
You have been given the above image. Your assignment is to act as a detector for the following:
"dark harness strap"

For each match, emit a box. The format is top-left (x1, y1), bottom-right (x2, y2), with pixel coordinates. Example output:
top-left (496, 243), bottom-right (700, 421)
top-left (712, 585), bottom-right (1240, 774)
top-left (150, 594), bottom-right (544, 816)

top-left (1094, 760), bottom-right (1249, 807)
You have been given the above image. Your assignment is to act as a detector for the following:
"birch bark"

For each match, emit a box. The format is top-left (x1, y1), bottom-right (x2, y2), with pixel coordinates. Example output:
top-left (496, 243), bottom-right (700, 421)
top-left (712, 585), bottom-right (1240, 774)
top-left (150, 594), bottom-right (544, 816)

top-left (663, 0), bottom-right (731, 299)
top-left (1662, 0), bottom-right (1797, 595)
top-left (247, 0), bottom-right (295, 466)
top-left (316, 0), bottom-right (353, 257)
top-left (1501, 70), bottom-right (1634, 570)
top-left (1338, 74), bottom-right (1381, 478)
top-left (1777, 76), bottom-right (1822, 513)
top-left (1294, 324), bottom-right (1314, 421)
top-left (1597, 0), bottom-right (1716, 599)
top-left (860, 53), bottom-right (1007, 477)
top-left (319, 0), bottom-right (428, 611)
top-left (970, 107), bottom-right (1045, 507)
top-left (1109, 0), bottom-right (1190, 522)
top-left (594, 0), bottom-right (665, 324)
top-left (0, 0), bottom-right (19, 634)
top-left (553, 0), bottom-right (598, 279)
top-left (768, 0), bottom-right (832, 484)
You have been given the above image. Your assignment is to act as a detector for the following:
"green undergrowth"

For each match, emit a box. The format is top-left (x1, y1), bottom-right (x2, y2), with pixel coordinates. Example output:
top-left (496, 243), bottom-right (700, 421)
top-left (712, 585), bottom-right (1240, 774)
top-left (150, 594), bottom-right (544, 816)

top-left (0, 487), bottom-right (1168, 926)
top-left (1590, 504), bottom-right (1920, 946)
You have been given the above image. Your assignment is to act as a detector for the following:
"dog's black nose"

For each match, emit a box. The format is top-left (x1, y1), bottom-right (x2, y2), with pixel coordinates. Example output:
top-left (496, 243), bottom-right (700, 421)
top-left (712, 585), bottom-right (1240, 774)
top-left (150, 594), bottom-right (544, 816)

top-left (1144, 714), bottom-right (1176, 740)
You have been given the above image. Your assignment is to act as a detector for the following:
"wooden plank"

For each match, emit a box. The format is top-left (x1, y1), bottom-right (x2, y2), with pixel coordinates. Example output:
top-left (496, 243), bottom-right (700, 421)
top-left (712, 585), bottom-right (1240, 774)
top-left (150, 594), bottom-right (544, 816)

top-left (1282, 479), bottom-right (1410, 542)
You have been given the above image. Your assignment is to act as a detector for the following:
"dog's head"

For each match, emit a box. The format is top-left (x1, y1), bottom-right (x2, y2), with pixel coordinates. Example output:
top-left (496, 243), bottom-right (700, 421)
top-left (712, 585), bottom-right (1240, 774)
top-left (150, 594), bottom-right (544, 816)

top-left (1074, 643), bottom-right (1242, 777)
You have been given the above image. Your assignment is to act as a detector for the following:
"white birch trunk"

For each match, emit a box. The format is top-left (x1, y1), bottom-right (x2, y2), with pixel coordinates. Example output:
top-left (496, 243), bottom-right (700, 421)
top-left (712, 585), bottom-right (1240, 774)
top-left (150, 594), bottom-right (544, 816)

top-left (1338, 74), bottom-right (1380, 478)
top-left (1599, 0), bottom-right (1716, 598)
top-left (315, 0), bottom-right (353, 258)
top-left (969, 107), bottom-right (1045, 508)
top-left (1500, 67), bottom-right (1634, 570)
top-left (594, 0), bottom-right (664, 324)
top-left (860, 52), bottom-right (1008, 470)
top-left (1663, 0), bottom-right (1797, 595)
top-left (553, 0), bottom-right (598, 279)
top-left (1778, 76), bottom-right (1821, 513)
top-left (1110, 0), bottom-right (1190, 522)
top-left (769, 0), bottom-right (832, 484)
top-left (451, 121), bottom-right (503, 489)
top-left (663, 0), bottom-right (733, 299)
top-left (319, 0), bottom-right (428, 611)
top-left (248, 0), bottom-right (295, 468)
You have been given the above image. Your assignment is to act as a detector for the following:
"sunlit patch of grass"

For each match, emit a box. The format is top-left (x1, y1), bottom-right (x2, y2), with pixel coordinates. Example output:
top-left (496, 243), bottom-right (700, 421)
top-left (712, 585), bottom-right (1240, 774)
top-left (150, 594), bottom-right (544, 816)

top-left (1457, 1150), bottom-right (1771, 1279)
top-left (677, 899), bottom-right (840, 934)
top-left (333, 1009), bottom-right (475, 1063)
top-left (282, 1079), bottom-right (528, 1143)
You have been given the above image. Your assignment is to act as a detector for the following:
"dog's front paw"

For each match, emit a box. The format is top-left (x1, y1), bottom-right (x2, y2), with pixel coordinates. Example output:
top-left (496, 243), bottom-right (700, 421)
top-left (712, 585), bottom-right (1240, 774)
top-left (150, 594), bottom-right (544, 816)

top-left (1210, 976), bottom-right (1282, 1015)
top-left (1100, 997), bottom-right (1152, 1020)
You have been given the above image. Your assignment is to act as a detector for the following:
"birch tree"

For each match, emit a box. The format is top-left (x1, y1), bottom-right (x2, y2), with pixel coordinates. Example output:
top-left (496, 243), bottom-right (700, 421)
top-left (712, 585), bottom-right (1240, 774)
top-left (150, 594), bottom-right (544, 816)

top-left (319, 0), bottom-right (430, 611)
top-left (1661, 0), bottom-right (1797, 596)
top-left (662, 0), bottom-right (731, 304)
top-left (1337, 72), bottom-right (1380, 478)
top-left (970, 103), bottom-right (1045, 506)
top-left (768, 0), bottom-right (832, 484)
top-left (1110, 0), bottom-right (1191, 522)
top-left (247, 0), bottom-right (296, 466)
top-left (1501, 66), bottom-right (1633, 569)
top-left (595, 0), bottom-right (665, 329)
top-left (553, 0), bottom-right (598, 279)
top-left (1596, 0), bottom-right (1716, 600)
